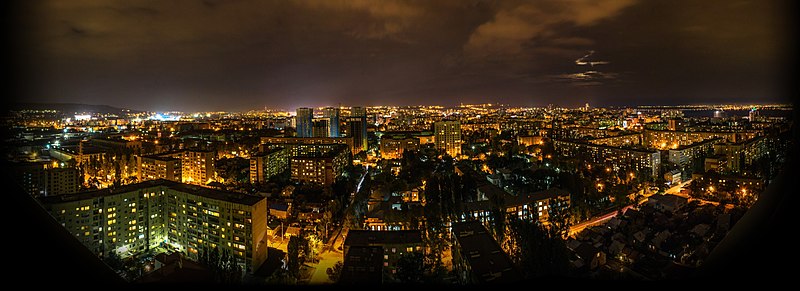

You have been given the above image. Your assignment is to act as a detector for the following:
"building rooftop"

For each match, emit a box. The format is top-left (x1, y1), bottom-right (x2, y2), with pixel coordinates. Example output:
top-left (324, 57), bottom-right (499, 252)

top-left (505, 188), bottom-right (570, 206)
top-left (466, 187), bottom-right (570, 212)
top-left (554, 139), bottom-right (659, 154)
top-left (647, 194), bottom-right (689, 209)
top-left (451, 221), bottom-right (523, 284)
top-left (40, 179), bottom-right (265, 206)
top-left (140, 155), bottom-right (181, 162)
top-left (344, 230), bottom-right (422, 247)
top-left (252, 146), bottom-right (285, 157)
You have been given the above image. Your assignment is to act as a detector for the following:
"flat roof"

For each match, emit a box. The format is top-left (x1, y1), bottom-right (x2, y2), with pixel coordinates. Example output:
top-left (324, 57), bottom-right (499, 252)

top-left (344, 230), bottom-right (422, 247)
top-left (505, 188), bottom-right (570, 206)
top-left (554, 139), bottom-right (658, 154)
top-left (451, 221), bottom-right (523, 284)
top-left (466, 188), bottom-right (569, 212)
top-left (40, 179), bottom-right (264, 206)
top-left (252, 146), bottom-right (285, 157)
top-left (140, 155), bottom-right (181, 162)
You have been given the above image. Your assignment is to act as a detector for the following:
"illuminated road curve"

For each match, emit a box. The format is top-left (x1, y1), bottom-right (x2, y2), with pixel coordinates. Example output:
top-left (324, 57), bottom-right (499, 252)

top-left (568, 204), bottom-right (634, 237)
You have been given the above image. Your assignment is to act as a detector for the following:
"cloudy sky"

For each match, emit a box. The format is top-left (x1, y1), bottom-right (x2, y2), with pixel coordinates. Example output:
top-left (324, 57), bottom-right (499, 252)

top-left (12, 0), bottom-right (794, 111)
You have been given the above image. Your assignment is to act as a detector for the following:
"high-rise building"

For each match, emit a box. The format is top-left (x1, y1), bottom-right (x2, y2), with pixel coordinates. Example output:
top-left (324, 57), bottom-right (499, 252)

top-left (11, 161), bottom-right (80, 197)
top-left (351, 106), bottom-right (367, 118)
top-left (249, 147), bottom-right (288, 184)
top-left (289, 144), bottom-right (351, 185)
top-left (348, 106), bottom-right (368, 153)
top-left (312, 118), bottom-right (330, 138)
top-left (380, 134), bottom-right (420, 159)
top-left (41, 179), bottom-right (269, 273)
top-left (323, 107), bottom-right (341, 137)
top-left (259, 136), bottom-right (356, 155)
top-left (295, 107), bottom-right (314, 137)
top-left (157, 149), bottom-right (216, 185)
top-left (553, 139), bottom-right (661, 178)
top-left (434, 120), bottom-right (462, 157)
top-left (138, 155), bottom-right (182, 182)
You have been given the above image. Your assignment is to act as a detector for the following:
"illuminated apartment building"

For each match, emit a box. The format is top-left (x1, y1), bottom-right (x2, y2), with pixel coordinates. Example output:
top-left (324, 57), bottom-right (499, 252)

top-left (379, 134), bottom-right (420, 159)
top-left (434, 120), bottom-right (462, 157)
top-left (643, 129), bottom-right (744, 149)
top-left (666, 138), bottom-right (721, 166)
top-left (10, 161), bottom-right (80, 197)
top-left (322, 107), bottom-right (341, 137)
top-left (41, 179), bottom-right (268, 273)
top-left (260, 136), bottom-right (356, 156)
top-left (138, 155), bottom-right (182, 182)
top-left (346, 116), bottom-right (368, 153)
top-left (290, 144), bottom-right (350, 185)
top-left (554, 139), bottom-right (661, 178)
top-left (712, 136), bottom-right (768, 173)
top-left (312, 118), bottom-right (331, 138)
top-left (464, 186), bottom-right (571, 224)
top-left (295, 107), bottom-right (314, 137)
top-left (587, 133), bottom-right (642, 147)
top-left (249, 147), bottom-right (288, 184)
top-left (517, 135), bottom-right (545, 147)
top-left (179, 150), bottom-right (215, 185)
top-left (157, 149), bottom-right (216, 185)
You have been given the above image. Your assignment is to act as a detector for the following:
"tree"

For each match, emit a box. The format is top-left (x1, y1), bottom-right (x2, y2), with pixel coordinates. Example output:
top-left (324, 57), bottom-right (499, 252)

top-left (505, 218), bottom-right (570, 279)
top-left (394, 252), bottom-right (424, 283)
top-left (326, 261), bottom-right (343, 282)
top-left (286, 235), bottom-right (303, 277)
top-left (547, 197), bottom-right (572, 238)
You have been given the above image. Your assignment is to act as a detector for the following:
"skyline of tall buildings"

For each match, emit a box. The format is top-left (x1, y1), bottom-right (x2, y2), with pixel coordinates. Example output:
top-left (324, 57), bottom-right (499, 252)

top-left (323, 107), bottom-right (340, 138)
top-left (348, 106), bottom-right (368, 154)
top-left (4, 101), bottom-right (792, 284)
top-left (435, 120), bottom-right (462, 157)
top-left (295, 107), bottom-right (314, 138)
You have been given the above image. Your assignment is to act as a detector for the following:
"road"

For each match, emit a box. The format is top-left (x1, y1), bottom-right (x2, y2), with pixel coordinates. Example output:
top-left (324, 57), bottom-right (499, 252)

top-left (308, 250), bottom-right (343, 284)
top-left (568, 204), bottom-right (634, 237)
top-left (665, 179), bottom-right (692, 197)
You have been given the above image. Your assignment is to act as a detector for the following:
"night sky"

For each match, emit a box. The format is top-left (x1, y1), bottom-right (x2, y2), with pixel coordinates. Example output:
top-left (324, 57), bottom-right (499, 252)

top-left (12, 0), bottom-right (795, 112)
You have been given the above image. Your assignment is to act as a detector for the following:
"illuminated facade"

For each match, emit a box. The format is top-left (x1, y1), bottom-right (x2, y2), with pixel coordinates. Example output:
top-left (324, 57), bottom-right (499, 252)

top-left (41, 180), bottom-right (268, 273)
top-left (290, 144), bottom-right (350, 185)
top-left (312, 118), bottom-right (330, 138)
top-left (249, 147), bottom-right (288, 184)
top-left (260, 136), bottom-right (356, 156)
top-left (12, 161), bottom-right (80, 197)
top-left (161, 150), bottom-right (216, 185)
top-left (642, 129), bottom-right (752, 149)
top-left (347, 117), bottom-right (368, 154)
top-left (666, 138), bottom-right (721, 166)
top-left (434, 120), bottom-right (462, 157)
top-left (379, 135), bottom-right (420, 159)
top-left (713, 136), bottom-right (768, 173)
top-left (587, 133), bottom-right (642, 147)
top-left (554, 139), bottom-right (661, 178)
top-left (138, 155), bottom-right (182, 182)
top-left (322, 107), bottom-right (340, 137)
top-left (295, 107), bottom-right (314, 137)
top-left (517, 135), bottom-right (544, 147)
top-left (464, 187), bottom-right (571, 224)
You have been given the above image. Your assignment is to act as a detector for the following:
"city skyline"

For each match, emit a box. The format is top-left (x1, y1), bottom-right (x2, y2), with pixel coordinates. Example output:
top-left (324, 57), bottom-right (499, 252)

top-left (4, 0), bottom-right (796, 284)
top-left (11, 0), bottom-right (795, 112)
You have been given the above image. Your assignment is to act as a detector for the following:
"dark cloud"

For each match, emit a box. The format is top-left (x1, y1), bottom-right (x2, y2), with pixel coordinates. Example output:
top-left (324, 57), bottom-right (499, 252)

top-left (12, 0), bottom-right (793, 111)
